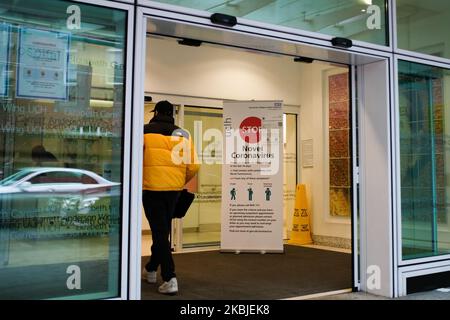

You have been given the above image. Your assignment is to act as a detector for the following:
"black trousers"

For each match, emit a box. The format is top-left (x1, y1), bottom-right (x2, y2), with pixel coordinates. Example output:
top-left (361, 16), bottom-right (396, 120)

top-left (143, 190), bottom-right (180, 282)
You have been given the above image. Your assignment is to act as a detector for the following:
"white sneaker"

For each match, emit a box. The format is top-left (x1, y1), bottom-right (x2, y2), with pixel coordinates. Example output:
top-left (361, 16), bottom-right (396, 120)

top-left (158, 277), bottom-right (178, 295)
top-left (142, 269), bottom-right (157, 284)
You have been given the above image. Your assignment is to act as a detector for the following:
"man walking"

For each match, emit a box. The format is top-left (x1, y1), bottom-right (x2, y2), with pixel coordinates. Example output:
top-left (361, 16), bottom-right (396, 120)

top-left (142, 100), bottom-right (199, 295)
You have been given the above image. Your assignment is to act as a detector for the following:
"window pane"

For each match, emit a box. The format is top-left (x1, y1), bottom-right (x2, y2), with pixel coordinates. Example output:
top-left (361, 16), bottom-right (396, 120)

top-left (397, 0), bottom-right (450, 60)
top-left (399, 60), bottom-right (450, 260)
top-left (153, 0), bottom-right (388, 46)
top-left (0, 0), bottom-right (127, 299)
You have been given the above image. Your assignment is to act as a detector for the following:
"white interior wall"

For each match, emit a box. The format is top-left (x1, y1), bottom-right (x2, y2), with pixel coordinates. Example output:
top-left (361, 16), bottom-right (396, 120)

top-left (146, 37), bottom-right (303, 105)
top-left (298, 63), bottom-right (351, 240)
top-left (144, 36), bottom-right (351, 241)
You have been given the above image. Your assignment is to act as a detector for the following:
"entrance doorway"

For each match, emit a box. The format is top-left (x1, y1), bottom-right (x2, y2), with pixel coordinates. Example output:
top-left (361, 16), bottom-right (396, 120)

top-left (140, 31), bottom-right (354, 299)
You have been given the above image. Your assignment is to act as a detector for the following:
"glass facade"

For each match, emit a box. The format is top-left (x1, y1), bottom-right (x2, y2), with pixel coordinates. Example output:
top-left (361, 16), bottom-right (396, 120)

top-left (154, 0), bottom-right (388, 46)
top-left (399, 60), bottom-right (450, 260)
top-left (0, 0), bottom-right (448, 300)
top-left (0, 0), bottom-right (127, 299)
top-left (397, 0), bottom-right (450, 60)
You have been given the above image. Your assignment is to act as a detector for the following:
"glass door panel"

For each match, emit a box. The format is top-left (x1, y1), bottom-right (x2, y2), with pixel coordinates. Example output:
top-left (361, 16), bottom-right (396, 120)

top-left (152, 0), bottom-right (388, 46)
top-left (399, 60), bottom-right (450, 260)
top-left (182, 106), bottom-right (222, 248)
top-left (0, 0), bottom-right (128, 299)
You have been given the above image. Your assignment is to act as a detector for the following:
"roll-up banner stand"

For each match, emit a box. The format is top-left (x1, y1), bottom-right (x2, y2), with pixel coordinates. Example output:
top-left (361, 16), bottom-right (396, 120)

top-left (221, 100), bottom-right (284, 253)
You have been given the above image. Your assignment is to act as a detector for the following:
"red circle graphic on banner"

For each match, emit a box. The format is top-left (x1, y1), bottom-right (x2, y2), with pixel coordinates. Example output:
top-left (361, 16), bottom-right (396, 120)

top-left (239, 117), bottom-right (262, 143)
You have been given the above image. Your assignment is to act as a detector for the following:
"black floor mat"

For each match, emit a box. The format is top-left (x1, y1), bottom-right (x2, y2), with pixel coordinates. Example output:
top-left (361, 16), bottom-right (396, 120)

top-left (142, 245), bottom-right (352, 300)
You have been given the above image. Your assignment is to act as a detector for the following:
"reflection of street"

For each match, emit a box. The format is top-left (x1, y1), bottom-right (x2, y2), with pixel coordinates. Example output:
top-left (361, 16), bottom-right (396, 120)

top-left (0, 235), bottom-right (111, 268)
top-left (0, 240), bottom-right (117, 299)
top-left (0, 167), bottom-right (121, 242)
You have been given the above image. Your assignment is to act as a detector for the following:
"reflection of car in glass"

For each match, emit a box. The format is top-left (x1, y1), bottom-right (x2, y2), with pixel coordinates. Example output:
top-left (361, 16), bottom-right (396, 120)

top-left (0, 167), bottom-right (120, 217)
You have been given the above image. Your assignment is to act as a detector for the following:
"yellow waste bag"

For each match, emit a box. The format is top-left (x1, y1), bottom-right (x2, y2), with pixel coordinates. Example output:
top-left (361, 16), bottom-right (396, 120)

top-left (289, 184), bottom-right (312, 245)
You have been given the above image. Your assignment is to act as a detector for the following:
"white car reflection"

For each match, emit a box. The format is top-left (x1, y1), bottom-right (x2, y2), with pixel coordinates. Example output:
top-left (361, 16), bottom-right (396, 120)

top-left (0, 167), bottom-right (120, 216)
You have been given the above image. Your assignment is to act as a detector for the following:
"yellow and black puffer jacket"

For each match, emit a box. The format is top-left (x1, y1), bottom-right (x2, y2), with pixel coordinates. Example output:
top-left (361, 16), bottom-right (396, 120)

top-left (143, 114), bottom-right (199, 191)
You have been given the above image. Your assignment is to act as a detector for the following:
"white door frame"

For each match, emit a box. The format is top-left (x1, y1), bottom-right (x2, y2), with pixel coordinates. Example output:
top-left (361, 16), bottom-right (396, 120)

top-left (130, 4), bottom-right (394, 300)
top-left (129, 5), bottom-right (147, 301)
top-left (65, 0), bottom-right (135, 301)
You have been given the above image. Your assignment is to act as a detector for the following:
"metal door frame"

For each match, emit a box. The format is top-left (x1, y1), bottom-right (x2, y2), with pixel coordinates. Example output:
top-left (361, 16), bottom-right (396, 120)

top-left (130, 4), bottom-right (393, 300)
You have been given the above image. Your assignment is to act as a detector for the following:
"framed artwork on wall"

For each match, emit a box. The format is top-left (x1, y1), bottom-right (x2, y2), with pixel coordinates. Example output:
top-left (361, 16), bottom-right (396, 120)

top-left (324, 68), bottom-right (351, 218)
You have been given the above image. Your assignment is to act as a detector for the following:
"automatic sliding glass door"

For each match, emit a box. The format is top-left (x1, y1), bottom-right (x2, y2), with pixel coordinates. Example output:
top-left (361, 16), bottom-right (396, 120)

top-left (182, 106), bottom-right (223, 248)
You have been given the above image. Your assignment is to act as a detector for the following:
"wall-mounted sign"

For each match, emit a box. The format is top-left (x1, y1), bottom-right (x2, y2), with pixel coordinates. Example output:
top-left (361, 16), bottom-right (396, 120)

top-left (0, 23), bottom-right (11, 97)
top-left (221, 100), bottom-right (284, 253)
top-left (16, 27), bottom-right (70, 100)
top-left (302, 139), bottom-right (314, 168)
